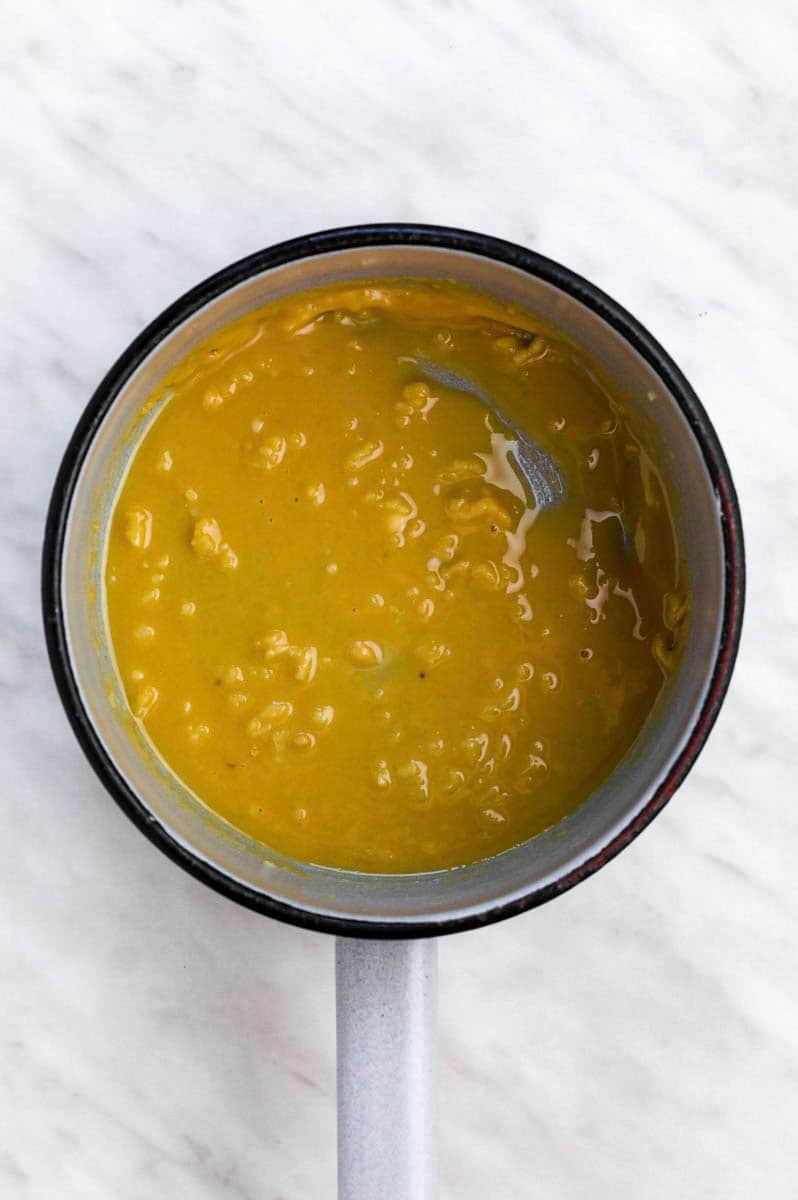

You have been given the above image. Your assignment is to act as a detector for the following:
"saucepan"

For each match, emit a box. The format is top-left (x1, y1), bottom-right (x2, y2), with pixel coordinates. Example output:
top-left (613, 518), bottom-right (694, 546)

top-left (42, 224), bottom-right (745, 1199)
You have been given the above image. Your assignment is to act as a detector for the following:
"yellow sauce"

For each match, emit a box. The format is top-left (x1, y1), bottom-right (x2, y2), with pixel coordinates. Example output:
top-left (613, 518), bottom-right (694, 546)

top-left (105, 279), bottom-right (686, 873)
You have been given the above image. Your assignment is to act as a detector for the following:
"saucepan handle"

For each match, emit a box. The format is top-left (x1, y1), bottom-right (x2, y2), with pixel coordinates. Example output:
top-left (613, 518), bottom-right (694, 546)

top-left (336, 937), bottom-right (438, 1200)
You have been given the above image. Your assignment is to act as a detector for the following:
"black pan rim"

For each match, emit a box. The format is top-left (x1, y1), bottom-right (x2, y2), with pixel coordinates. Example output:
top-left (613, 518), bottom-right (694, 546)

top-left (41, 222), bottom-right (746, 939)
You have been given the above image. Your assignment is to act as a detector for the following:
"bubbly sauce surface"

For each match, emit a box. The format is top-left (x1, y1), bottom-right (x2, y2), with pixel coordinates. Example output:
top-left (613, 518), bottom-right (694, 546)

top-left (105, 280), bottom-right (686, 873)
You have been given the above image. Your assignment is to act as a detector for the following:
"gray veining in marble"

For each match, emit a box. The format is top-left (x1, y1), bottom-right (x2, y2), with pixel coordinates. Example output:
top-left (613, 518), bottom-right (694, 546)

top-left (2, 0), bottom-right (796, 1196)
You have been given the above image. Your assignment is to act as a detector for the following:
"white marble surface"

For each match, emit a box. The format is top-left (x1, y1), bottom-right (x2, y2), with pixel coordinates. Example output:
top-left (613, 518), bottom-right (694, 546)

top-left (2, 1), bottom-right (795, 1195)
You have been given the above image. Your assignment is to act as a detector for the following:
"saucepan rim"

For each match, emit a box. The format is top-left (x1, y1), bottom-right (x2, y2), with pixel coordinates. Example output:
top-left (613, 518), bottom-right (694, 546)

top-left (41, 223), bottom-right (745, 937)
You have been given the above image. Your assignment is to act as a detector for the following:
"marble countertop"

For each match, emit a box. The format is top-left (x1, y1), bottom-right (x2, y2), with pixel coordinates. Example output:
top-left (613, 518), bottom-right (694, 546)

top-left (2, 1), bottom-right (795, 1196)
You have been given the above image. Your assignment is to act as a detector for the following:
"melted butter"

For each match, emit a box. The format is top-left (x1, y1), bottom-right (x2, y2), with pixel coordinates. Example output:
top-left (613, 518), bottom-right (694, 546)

top-left (105, 278), bottom-right (686, 874)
